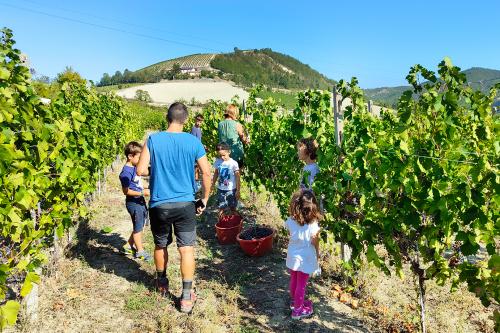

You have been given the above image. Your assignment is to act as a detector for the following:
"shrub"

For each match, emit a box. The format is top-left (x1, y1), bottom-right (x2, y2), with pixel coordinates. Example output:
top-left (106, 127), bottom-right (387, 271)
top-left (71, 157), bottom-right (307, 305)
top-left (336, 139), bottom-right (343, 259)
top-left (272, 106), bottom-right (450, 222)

top-left (134, 89), bottom-right (152, 103)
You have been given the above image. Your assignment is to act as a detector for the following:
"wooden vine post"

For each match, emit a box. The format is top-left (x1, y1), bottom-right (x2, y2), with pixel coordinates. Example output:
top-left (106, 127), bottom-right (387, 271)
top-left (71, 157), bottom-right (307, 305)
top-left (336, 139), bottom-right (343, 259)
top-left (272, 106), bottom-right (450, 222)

top-left (332, 85), bottom-right (351, 262)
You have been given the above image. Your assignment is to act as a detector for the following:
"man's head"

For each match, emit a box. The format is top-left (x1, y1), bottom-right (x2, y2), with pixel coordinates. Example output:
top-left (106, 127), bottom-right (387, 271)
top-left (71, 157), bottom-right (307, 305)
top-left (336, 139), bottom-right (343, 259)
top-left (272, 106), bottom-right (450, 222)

top-left (195, 114), bottom-right (204, 127)
top-left (167, 102), bottom-right (189, 124)
top-left (124, 141), bottom-right (142, 165)
top-left (216, 142), bottom-right (231, 161)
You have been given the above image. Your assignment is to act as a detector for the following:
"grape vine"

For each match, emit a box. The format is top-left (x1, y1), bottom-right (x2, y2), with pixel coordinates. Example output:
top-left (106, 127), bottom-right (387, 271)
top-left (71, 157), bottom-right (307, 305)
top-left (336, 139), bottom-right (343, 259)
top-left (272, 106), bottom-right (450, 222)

top-left (197, 59), bottom-right (499, 330)
top-left (0, 28), bottom-right (161, 328)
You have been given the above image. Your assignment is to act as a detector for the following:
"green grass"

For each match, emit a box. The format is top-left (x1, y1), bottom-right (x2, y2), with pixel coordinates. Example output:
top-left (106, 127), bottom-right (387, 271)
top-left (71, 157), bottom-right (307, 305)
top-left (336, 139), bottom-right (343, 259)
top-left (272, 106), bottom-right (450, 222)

top-left (239, 326), bottom-right (260, 333)
top-left (124, 284), bottom-right (160, 311)
top-left (255, 89), bottom-right (298, 109)
top-left (95, 83), bottom-right (142, 93)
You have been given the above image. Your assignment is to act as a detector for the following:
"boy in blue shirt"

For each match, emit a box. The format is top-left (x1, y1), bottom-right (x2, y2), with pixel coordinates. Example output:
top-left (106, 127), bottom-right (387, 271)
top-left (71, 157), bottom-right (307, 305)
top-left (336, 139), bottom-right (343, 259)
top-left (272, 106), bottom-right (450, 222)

top-left (119, 141), bottom-right (152, 261)
top-left (190, 113), bottom-right (204, 140)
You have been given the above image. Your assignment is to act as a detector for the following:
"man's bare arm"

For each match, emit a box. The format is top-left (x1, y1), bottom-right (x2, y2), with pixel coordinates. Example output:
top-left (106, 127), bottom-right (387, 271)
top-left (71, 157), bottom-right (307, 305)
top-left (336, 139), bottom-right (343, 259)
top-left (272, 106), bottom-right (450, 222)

top-left (196, 155), bottom-right (212, 214)
top-left (137, 143), bottom-right (150, 176)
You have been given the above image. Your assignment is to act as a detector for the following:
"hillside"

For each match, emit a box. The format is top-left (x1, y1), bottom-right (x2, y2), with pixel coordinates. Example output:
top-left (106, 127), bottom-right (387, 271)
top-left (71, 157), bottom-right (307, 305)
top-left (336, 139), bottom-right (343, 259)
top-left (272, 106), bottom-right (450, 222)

top-left (462, 67), bottom-right (500, 91)
top-left (363, 86), bottom-right (410, 108)
top-left (364, 67), bottom-right (500, 107)
top-left (210, 48), bottom-right (335, 89)
top-left (137, 53), bottom-right (215, 76)
top-left (98, 49), bottom-right (335, 90)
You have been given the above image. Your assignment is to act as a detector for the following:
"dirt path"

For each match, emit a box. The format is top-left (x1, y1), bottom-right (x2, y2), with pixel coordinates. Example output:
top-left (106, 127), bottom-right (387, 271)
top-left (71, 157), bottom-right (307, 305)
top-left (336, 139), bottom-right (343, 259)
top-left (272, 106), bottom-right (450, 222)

top-left (27, 167), bottom-right (371, 333)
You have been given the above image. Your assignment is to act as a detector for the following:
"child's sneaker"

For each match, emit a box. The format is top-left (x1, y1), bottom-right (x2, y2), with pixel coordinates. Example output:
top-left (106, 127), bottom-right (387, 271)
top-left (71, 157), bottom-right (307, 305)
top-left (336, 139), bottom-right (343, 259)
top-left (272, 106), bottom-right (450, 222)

top-left (291, 304), bottom-right (313, 320)
top-left (134, 250), bottom-right (152, 262)
top-left (290, 299), bottom-right (312, 310)
top-left (155, 277), bottom-right (169, 296)
top-left (121, 243), bottom-right (136, 255)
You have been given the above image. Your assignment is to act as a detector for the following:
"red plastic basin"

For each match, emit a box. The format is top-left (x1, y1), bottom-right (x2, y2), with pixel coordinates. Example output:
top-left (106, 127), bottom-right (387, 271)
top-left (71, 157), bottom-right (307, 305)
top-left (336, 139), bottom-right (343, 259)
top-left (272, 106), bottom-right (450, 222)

top-left (237, 227), bottom-right (275, 256)
top-left (215, 214), bottom-right (243, 245)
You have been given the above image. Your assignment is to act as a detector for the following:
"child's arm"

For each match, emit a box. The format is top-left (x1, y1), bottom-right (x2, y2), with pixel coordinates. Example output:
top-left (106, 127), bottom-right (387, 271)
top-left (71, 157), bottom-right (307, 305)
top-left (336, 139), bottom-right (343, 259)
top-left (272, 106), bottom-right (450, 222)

top-left (234, 170), bottom-right (241, 200)
top-left (122, 188), bottom-right (150, 197)
top-left (311, 232), bottom-right (320, 259)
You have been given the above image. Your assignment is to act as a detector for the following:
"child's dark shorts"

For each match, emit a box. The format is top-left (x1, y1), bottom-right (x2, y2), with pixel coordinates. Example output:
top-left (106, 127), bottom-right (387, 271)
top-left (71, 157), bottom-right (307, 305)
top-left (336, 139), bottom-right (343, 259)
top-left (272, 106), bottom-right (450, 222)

top-left (149, 201), bottom-right (196, 248)
top-left (125, 197), bottom-right (148, 233)
top-left (217, 189), bottom-right (237, 209)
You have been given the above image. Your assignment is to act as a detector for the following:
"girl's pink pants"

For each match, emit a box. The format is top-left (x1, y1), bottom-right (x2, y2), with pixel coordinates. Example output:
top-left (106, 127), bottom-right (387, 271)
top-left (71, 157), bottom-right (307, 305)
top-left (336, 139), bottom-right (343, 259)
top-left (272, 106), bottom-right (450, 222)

top-left (289, 269), bottom-right (310, 308)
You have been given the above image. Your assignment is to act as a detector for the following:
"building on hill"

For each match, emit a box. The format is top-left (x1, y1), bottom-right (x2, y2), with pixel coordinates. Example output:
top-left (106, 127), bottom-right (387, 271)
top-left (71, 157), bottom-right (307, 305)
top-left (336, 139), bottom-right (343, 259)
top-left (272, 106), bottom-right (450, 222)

top-left (180, 66), bottom-right (197, 76)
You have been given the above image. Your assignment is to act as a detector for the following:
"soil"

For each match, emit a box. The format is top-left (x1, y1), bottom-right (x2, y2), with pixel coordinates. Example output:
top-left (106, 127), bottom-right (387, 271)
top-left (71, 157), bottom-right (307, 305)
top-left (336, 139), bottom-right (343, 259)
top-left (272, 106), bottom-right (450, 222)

top-left (16, 166), bottom-right (496, 332)
top-left (18, 166), bottom-right (370, 333)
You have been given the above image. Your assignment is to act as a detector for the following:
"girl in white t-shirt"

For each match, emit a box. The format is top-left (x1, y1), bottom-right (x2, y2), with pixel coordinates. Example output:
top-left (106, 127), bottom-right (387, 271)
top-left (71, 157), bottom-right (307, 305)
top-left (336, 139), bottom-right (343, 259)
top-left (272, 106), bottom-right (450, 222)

top-left (297, 138), bottom-right (320, 189)
top-left (285, 189), bottom-right (322, 320)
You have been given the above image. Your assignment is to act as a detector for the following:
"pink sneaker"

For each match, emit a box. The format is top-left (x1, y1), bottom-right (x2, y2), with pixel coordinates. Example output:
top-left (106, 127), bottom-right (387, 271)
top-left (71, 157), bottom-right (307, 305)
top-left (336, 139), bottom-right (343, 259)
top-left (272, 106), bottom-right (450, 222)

top-left (290, 299), bottom-right (312, 310)
top-left (291, 304), bottom-right (313, 320)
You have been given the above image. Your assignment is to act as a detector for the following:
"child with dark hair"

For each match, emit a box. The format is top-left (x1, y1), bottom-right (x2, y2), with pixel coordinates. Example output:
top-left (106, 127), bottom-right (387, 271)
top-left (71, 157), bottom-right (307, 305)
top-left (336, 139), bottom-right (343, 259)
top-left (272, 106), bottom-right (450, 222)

top-left (119, 141), bottom-right (151, 261)
top-left (190, 113), bottom-right (204, 141)
top-left (285, 189), bottom-right (322, 320)
top-left (211, 142), bottom-right (240, 218)
top-left (297, 138), bottom-right (320, 189)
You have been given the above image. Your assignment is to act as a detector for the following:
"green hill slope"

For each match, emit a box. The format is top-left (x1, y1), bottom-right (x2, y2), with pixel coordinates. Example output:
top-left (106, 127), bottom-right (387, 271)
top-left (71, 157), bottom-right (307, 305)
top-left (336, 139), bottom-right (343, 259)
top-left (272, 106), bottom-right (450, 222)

top-left (98, 54), bottom-right (216, 85)
top-left (364, 67), bottom-right (500, 107)
top-left (462, 67), bottom-right (500, 91)
top-left (98, 49), bottom-right (335, 89)
top-left (210, 48), bottom-right (335, 89)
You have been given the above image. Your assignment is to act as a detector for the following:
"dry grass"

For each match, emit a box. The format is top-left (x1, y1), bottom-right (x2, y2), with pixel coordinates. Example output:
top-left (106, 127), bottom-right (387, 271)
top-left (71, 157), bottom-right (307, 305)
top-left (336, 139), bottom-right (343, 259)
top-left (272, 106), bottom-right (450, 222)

top-left (21, 165), bottom-right (495, 333)
top-left (318, 242), bottom-right (497, 333)
top-left (22, 169), bottom-right (368, 333)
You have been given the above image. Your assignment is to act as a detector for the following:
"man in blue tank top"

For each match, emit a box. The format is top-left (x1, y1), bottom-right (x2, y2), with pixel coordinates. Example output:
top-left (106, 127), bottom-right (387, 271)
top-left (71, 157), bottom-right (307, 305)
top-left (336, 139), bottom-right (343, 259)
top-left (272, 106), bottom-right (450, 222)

top-left (137, 102), bottom-right (211, 314)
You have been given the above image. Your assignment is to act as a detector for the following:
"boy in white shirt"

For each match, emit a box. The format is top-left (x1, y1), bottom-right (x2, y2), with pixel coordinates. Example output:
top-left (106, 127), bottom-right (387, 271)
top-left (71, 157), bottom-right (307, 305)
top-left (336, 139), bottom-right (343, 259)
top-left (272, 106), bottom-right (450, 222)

top-left (211, 142), bottom-right (241, 218)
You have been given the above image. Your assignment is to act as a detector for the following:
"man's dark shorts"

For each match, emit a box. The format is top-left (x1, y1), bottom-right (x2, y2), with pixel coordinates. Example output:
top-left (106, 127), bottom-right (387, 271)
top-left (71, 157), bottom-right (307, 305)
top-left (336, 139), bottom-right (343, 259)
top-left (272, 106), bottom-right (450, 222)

top-left (149, 201), bottom-right (196, 248)
top-left (125, 197), bottom-right (148, 233)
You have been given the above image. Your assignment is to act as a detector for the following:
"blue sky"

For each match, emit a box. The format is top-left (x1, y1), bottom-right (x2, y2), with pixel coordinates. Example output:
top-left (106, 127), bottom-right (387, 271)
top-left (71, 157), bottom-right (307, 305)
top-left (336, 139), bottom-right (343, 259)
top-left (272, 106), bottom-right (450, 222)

top-left (1, 0), bottom-right (499, 88)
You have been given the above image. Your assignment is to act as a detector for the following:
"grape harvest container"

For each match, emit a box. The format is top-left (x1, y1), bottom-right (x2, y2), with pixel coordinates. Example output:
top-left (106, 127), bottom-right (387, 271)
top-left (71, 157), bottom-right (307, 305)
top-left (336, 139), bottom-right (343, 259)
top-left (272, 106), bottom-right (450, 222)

top-left (215, 214), bottom-right (243, 244)
top-left (237, 225), bottom-right (275, 257)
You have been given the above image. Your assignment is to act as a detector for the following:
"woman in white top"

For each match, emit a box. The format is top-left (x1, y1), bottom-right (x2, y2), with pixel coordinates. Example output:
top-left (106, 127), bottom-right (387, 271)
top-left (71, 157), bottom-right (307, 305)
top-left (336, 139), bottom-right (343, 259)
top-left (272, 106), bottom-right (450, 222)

top-left (285, 189), bottom-right (322, 320)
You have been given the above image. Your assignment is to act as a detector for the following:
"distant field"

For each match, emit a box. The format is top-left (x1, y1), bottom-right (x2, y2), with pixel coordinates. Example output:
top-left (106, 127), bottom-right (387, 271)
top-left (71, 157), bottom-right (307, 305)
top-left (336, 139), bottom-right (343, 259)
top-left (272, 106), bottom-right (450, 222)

top-left (115, 79), bottom-right (249, 104)
top-left (255, 90), bottom-right (297, 109)
top-left (95, 83), bottom-right (142, 93)
top-left (138, 53), bottom-right (216, 74)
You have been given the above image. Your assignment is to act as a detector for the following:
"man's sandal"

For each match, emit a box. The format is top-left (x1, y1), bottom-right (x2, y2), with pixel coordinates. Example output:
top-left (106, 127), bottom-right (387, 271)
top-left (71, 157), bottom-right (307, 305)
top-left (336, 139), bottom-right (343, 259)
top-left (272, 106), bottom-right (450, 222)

top-left (155, 277), bottom-right (169, 297)
top-left (180, 291), bottom-right (197, 314)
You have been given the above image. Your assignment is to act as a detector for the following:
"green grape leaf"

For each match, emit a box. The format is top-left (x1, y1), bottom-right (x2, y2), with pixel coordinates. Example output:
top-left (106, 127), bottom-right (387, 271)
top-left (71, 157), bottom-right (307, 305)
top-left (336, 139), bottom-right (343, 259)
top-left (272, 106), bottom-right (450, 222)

top-left (20, 272), bottom-right (40, 297)
top-left (0, 300), bottom-right (20, 328)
